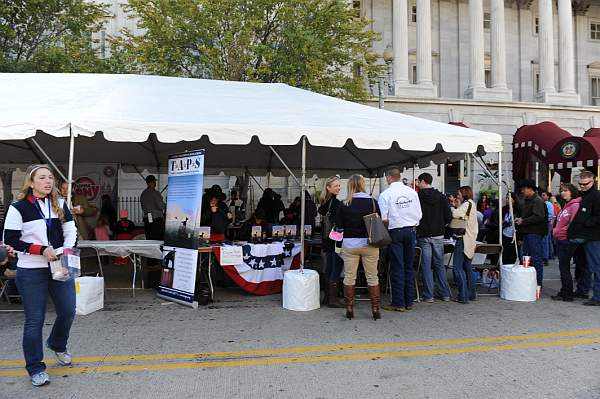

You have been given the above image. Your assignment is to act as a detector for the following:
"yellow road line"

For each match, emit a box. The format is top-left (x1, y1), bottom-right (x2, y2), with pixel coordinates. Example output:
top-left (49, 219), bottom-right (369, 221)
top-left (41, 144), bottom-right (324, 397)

top-left (1, 328), bottom-right (600, 368)
top-left (1, 336), bottom-right (599, 378)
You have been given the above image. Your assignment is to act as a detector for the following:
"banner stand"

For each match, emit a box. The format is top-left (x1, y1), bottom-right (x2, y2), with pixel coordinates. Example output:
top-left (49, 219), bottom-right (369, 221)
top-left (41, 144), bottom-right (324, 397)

top-left (157, 293), bottom-right (198, 309)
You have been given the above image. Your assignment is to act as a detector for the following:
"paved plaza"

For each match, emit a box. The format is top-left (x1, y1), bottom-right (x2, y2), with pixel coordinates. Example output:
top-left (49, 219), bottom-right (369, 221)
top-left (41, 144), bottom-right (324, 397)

top-left (1, 261), bottom-right (600, 399)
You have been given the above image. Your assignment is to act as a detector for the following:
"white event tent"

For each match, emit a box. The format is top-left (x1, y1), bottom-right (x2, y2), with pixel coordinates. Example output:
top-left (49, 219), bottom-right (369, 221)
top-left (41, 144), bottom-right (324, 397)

top-left (0, 73), bottom-right (504, 265)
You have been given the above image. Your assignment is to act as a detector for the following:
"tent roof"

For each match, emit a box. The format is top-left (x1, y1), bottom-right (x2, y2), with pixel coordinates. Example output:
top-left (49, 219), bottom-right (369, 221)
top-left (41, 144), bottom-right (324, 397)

top-left (0, 73), bottom-right (502, 176)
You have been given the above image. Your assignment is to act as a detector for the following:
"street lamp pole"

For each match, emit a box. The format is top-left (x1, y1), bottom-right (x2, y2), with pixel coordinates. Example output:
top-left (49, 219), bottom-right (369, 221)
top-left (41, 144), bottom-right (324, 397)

top-left (377, 45), bottom-right (395, 109)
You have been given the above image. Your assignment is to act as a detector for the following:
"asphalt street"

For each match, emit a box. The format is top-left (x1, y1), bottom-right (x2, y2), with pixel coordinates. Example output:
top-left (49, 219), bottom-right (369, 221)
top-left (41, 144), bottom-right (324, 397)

top-left (1, 261), bottom-right (600, 399)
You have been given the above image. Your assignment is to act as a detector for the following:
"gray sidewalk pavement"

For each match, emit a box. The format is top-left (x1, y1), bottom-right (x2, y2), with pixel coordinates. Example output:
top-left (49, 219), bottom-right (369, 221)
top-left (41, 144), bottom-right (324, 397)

top-left (1, 261), bottom-right (600, 399)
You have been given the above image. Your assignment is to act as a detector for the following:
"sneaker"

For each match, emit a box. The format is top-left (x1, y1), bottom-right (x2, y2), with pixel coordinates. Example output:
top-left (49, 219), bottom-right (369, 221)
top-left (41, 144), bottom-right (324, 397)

top-left (583, 299), bottom-right (600, 306)
top-left (46, 342), bottom-right (72, 366)
top-left (30, 371), bottom-right (49, 387)
top-left (423, 298), bottom-right (434, 303)
top-left (405, 305), bottom-right (414, 310)
top-left (382, 304), bottom-right (405, 312)
top-left (441, 297), bottom-right (451, 302)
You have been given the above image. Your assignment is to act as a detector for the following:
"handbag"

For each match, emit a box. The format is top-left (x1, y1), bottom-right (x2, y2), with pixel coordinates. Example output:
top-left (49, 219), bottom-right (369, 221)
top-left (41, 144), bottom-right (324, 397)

top-left (322, 199), bottom-right (334, 238)
top-left (449, 201), bottom-right (472, 236)
top-left (363, 198), bottom-right (392, 248)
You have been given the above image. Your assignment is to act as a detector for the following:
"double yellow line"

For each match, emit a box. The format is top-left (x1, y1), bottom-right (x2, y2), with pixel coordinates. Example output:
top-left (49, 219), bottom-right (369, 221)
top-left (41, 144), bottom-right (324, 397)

top-left (1, 329), bottom-right (600, 377)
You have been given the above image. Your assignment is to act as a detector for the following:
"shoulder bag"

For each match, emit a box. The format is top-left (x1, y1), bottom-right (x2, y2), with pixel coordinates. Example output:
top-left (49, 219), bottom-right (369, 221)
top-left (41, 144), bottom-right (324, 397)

top-left (363, 198), bottom-right (392, 248)
top-left (449, 201), bottom-right (472, 236)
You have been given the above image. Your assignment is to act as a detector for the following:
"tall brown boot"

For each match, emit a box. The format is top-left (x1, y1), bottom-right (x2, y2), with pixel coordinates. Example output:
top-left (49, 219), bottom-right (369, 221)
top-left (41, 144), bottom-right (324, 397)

top-left (328, 281), bottom-right (345, 308)
top-left (343, 285), bottom-right (355, 319)
top-left (368, 285), bottom-right (381, 320)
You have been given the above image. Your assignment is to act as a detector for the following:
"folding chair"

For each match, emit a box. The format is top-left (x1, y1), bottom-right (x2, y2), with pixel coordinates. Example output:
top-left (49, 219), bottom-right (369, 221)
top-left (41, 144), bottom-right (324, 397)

top-left (0, 272), bottom-right (20, 303)
top-left (473, 243), bottom-right (503, 293)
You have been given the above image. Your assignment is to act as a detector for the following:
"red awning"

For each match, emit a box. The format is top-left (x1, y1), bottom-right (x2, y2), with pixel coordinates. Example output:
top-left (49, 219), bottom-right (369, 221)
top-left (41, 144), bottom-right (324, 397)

top-left (513, 121), bottom-right (572, 157)
top-left (547, 136), bottom-right (600, 170)
top-left (449, 122), bottom-right (468, 128)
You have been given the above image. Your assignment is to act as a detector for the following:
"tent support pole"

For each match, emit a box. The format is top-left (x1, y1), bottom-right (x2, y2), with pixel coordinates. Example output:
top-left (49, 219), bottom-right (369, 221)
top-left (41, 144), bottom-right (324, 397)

top-left (28, 138), bottom-right (68, 183)
top-left (535, 162), bottom-right (539, 187)
top-left (66, 124), bottom-right (75, 207)
top-left (300, 137), bottom-right (307, 269)
top-left (498, 151), bottom-right (503, 244)
top-left (244, 167), bottom-right (264, 192)
top-left (268, 146), bottom-right (301, 187)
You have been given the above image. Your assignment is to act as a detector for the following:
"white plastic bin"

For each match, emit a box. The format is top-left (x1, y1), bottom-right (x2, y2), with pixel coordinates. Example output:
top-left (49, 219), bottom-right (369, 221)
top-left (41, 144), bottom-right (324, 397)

top-left (282, 269), bottom-right (320, 311)
top-left (500, 265), bottom-right (537, 302)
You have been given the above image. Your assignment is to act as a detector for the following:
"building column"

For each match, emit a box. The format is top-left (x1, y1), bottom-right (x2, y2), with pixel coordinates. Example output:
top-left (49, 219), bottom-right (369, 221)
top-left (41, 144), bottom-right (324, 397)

top-left (491, 0), bottom-right (507, 89)
top-left (557, 0), bottom-right (578, 97)
top-left (392, 0), bottom-right (409, 86)
top-left (538, 0), bottom-right (556, 96)
top-left (468, 0), bottom-right (485, 90)
top-left (416, 0), bottom-right (433, 86)
top-left (394, 0), bottom-right (437, 98)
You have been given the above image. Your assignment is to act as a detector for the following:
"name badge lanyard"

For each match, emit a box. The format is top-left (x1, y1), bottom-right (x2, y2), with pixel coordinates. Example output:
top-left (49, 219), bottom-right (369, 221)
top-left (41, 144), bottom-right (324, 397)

top-left (35, 198), bottom-right (53, 242)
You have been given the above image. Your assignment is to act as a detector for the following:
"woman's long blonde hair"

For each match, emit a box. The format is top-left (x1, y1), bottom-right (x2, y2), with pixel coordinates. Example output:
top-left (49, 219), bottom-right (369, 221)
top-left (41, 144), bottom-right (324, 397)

top-left (345, 174), bottom-right (366, 206)
top-left (319, 175), bottom-right (341, 204)
top-left (18, 164), bottom-right (65, 221)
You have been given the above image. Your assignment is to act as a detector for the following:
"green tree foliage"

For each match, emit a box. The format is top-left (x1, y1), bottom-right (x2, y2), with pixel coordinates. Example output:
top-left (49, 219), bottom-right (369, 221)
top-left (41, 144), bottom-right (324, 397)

top-left (0, 0), bottom-right (108, 72)
top-left (111, 0), bottom-right (381, 100)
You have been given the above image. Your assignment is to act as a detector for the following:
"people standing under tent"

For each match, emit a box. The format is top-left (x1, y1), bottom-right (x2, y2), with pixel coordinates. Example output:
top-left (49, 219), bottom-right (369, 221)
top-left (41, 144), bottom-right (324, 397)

top-left (541, 191), bottom-right (555, 263)
top-left (99, 194), bottom-right (118, 232)
top-left (59, 181), bottom-right (96, 240)
top-left (201, 194), bottom-right (232, 242)
top-left (450, 186), bottom-right (478, 304)
top-left (501, 193), bottom-right (520, 265)
top-left (3, 164), bottom-right (77, 387)
top-left (228, 190), bottom-right (246, 223)
top-left (379, 166), bottom-right (422, 312)
top-left (335, 174), bottom-right (382, 320)
top-left (551, 184), bottom-right (582, 302)
top-left (140, 175), bottom-right (165, 240)
top-left (256, 188), bottom-right (285, 225)
top-left (318, 176), bottom-right (344, 308)
top-left (94, 215), bottom-right (112, 241)
top-left (415, 173), bottom-right (452, 303)
top-left (568, 171), bottom-right (600, 306)
top-left (515, 180), bottom-right (548, 292)
top-left (300, 191), bottom-right (318, 228)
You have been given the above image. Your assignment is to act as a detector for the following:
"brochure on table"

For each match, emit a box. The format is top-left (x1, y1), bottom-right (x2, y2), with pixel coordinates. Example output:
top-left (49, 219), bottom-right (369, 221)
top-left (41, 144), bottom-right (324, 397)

top-left (158, 149), bottom-right (204, 308)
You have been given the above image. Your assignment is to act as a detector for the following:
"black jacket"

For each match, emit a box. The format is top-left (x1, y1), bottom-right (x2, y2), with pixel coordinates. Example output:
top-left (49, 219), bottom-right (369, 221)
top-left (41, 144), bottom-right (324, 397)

top-left (417, 188), bottom-right (451, 238)
top-left (318, 196), bottom-right (341, 252)
top-left (568, 186), bottom-right (600, 241)
top-left (517, 195), bottom-right (547, 236)
top-left (201, 203), bottom-right (230, 234)
top-left (336, 196), bottom-right (380, 239)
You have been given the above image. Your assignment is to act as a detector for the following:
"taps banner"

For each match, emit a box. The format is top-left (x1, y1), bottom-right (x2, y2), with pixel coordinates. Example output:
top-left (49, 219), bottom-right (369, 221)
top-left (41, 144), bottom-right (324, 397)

top-left (157, 150), bottom-right (205, 307)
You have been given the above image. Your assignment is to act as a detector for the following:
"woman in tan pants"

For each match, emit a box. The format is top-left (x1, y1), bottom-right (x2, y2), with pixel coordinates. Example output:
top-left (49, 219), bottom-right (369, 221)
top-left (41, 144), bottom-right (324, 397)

top-left (335, 175), bottom-right (381, 320)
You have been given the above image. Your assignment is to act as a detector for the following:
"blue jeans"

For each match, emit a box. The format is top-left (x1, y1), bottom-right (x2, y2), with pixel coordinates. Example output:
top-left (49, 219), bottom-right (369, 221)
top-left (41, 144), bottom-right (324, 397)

top-left (522, 234), bottom-right (544, 286)
top-left (15, 267), bottom-right (76, 376)
top-left (417, 237), bottom-right (450, 300)
top-left (584, 241), bottom-right (600, 302)
top-left (325, 251), bottom-right (343, 281)
top-left (388, 227), bottom-right (416, 308)
top-left (452, 238), bottom-right (475, 303)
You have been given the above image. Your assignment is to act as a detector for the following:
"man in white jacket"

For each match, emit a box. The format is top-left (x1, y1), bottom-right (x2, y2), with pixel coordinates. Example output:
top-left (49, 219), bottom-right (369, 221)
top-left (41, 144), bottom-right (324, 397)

top-left (379, 167), bottom-right (422, 311)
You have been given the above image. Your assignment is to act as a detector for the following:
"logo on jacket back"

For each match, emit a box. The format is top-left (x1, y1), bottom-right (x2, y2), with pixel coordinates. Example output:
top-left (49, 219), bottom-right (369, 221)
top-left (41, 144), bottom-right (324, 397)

top-left (395, 196), bottom-right (413, 208)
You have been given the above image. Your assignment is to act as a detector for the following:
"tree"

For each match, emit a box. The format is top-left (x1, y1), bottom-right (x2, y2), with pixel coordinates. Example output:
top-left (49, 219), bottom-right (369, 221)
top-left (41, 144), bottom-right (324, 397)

top-left (111, 0), bottom-right (381, 101)
top-left (0, 0), bottom-right (109, 72)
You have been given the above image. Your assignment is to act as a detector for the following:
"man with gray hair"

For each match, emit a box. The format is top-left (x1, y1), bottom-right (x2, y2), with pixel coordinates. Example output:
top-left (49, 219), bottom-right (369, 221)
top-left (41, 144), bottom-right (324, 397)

top-left (568, 170), bottom-right (600, 306)
top-left (379, 166), bottom-right (422, 312)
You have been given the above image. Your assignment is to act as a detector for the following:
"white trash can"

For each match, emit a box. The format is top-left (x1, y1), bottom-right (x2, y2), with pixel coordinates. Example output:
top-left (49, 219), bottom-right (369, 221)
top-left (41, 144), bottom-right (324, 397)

top-left (282, 269), bottom-right (320, 311)
top-left (500, 265), bottom-right (537, 302)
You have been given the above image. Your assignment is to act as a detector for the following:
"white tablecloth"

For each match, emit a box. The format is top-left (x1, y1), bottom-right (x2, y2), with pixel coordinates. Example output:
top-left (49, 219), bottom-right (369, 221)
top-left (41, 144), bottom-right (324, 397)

top-left (78, 240), bottom-right (163, 260)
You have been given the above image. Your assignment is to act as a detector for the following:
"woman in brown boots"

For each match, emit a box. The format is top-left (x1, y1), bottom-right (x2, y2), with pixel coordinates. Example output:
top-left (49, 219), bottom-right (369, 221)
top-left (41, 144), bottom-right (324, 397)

top-left (318, 176), bottom-right (344, 308)
top-left (335, 174), bottom-right (382, 320)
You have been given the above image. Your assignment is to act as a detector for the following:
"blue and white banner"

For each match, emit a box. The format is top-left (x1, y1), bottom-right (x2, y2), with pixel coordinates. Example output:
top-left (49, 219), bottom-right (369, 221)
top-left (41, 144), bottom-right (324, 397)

top-left (158, 150), bottom-right (204, 307)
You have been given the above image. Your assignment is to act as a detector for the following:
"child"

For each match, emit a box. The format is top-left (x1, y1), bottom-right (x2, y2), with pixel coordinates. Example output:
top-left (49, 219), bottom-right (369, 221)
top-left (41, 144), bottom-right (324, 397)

top-left (94, 215), bottom-right (112, 241)
top-left (114, 209), bottom-right (135, 265)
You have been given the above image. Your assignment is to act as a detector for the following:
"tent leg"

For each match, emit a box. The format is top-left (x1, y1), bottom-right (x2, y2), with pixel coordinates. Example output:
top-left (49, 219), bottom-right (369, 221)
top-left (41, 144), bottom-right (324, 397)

top-left (535, 162), bottom-right (539, 188)
top-left (300, 137), bottom-right (307, 269)
top-left (498, 151), bottom-right (503, 244)
top-left (67, 124), bottom-right (75, 206)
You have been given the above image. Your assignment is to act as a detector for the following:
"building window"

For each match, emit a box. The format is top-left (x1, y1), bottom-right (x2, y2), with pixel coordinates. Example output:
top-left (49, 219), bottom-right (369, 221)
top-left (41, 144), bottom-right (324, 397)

top-left (411, 65), bottom-right (417, 84)
top-left (592, 77), bottom-right (600, 105)
top-left (591, 22), bottom-right (600, 40)
top-left (534, 17), bottom-right (539, 35)
top-left (352, 1), bottom-right (361, 18)
top-left (100, 30), bottom-right (106, 58)
top-left (484, 13), bottom-right (491, 30)
top-left (485, 70), bottom-right (491, 88)
top-left (411, 5), bottom-right (417, 23)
